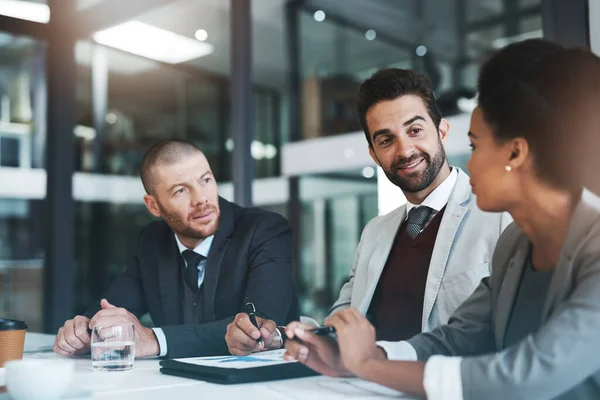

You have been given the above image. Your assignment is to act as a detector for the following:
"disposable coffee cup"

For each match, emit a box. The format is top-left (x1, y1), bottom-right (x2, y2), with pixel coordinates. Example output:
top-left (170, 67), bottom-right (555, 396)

top-left (0, 318), bottom-right (27, 367)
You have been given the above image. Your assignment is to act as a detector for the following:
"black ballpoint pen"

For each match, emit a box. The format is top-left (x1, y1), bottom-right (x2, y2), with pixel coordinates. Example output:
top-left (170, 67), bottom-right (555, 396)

top-left (309, 325), bottom-right (336, 336)
top-left (243, 298), bottom-right (263, 347)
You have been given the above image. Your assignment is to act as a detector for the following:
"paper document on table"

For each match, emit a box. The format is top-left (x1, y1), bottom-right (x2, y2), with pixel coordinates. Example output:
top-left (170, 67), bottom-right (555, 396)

top-left (266, 376), bottom-right (412, 399)
top-left (174, 349), bottom-right (295, 369)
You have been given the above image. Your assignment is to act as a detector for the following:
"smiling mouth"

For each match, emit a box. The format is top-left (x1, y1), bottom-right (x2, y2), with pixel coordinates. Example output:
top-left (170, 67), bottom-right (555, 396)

top-left (192, 211), bottom-right (213, 221)
top-left (397, 158), bottom-right (424, 170)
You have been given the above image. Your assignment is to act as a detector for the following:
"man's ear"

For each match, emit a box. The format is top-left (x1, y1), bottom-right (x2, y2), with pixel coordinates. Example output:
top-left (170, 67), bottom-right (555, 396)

top-left (368, 145), bottom-right (381, 167)
top-left (143, 194), bottom-right (162, 218)
top-left (438, 118), bottom-right (450, 143)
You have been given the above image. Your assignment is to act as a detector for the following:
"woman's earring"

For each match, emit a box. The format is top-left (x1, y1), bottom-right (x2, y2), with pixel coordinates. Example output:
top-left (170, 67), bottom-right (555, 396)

top-left (505, 165), bottom-right (512, 172)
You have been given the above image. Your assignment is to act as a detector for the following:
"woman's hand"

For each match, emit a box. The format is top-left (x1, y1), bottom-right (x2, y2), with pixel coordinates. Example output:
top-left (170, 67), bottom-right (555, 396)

top-left (326, 308), bottom-right (381, 377)
top-left (283, 321), bottom-right (352, 377)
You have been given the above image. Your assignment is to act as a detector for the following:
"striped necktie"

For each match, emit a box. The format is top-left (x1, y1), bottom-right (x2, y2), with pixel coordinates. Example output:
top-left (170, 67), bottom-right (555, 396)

top-left (406, 206), bottom-right (433, 239)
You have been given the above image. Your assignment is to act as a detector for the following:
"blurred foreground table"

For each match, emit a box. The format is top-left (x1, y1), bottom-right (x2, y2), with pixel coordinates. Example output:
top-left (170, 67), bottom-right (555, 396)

top-left (0, 333), bottom-right (410, 399)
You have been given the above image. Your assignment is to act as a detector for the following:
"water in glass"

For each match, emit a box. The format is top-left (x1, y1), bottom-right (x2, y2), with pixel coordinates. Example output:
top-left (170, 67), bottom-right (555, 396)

top-left (91, 324), bottom-right (135, 371)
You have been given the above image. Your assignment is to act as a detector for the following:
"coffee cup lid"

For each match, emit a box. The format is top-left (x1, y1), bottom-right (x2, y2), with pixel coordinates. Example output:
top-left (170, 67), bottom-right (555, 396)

top-left (0, 318), bottom-right (28, 330)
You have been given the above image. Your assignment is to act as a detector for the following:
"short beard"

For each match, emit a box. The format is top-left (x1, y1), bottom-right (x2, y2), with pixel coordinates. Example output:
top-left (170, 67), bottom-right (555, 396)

top-left (384, 143), bottom-right (447, 193)
top-left (158, 202), bottom-right (220, 241)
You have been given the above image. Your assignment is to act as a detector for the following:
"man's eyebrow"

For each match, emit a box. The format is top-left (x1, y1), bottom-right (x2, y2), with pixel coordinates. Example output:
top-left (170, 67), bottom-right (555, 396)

top-left (372, 128), bottom-right (391, 142)
top-left (167, 181), bottom-right (186, 193)
top-left (403, 115), bottom-right (426, 126)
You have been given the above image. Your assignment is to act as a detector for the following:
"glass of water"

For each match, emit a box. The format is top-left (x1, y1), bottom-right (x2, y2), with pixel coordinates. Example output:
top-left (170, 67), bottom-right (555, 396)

top-left (91, 324), bottom-right (136, 371)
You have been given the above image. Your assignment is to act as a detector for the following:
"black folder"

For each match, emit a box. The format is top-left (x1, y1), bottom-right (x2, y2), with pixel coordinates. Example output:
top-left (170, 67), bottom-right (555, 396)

top-left (159, 358), bottom-right (320, 385)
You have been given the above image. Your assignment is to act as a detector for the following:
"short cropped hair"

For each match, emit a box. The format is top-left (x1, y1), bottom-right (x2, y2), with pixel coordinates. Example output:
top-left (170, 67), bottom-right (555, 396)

top-left (357, 68), bottom-right (442, 147)
top-left (140, 139), bottom-right (202, 194)
top-left (478, 39), bottom-right (600, 190)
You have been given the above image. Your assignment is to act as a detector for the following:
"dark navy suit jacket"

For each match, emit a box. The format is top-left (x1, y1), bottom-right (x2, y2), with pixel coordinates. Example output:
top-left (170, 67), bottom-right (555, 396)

top-left (86, 197), bottom-right (298, 358)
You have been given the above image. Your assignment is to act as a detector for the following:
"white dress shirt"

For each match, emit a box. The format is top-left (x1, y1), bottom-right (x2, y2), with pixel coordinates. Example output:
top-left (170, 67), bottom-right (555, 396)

top-left (152, 234), bottom-right (215, 357)
top-left (405, 167), bottom-right (458, 227)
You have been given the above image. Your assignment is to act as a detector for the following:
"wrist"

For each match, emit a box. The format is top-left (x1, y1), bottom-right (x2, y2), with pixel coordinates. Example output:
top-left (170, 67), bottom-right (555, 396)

top-left (375, 345), bottom-right (388, 360)
top-left (275, 327), bottom-right (286, 349)
top-left (348, 346), bottom-right (385, 378)
top-left (353, 356), bottom-right (380, 380)
top-left (336, 362), bottom-right (356, 378)
top-left (144, 326), bottom-right (160, 357)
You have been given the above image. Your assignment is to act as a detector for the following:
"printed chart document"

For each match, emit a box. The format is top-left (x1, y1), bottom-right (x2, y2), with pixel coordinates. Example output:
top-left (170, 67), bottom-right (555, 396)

top-left (159, 349), bottom-right (319, 384)
top-left (266, 376), bottom-right (413, 399)
top-left (175, 349), bottom-right (291, 369)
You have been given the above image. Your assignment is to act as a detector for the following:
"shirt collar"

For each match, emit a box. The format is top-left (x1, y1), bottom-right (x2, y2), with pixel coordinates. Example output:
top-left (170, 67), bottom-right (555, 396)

top-left (406, 167), bottom-right (458, 218)
top-left (174, 234), bottom-right (214, 258)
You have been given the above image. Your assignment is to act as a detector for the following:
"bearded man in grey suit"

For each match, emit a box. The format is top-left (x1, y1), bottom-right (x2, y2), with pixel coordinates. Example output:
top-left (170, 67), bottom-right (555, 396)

top-left (225, 68), bottom-right (510, 356)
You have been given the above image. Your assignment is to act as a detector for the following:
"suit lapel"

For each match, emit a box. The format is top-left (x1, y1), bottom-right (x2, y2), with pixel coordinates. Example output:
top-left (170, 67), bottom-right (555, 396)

top-left (202, 197), bottom-right (235, 321)
top-left (356, 205), bottom-right (405, 313)
top-left (494, 238), bottom-right (529, 349)
top-left (542, 255), bottom-right (572, 322)
top-left (421, 170), bottom-right (469, 329)
top-left (156, 225), bottom-right (182, 326)
top-left (542, 189), bottom-right (597, 321)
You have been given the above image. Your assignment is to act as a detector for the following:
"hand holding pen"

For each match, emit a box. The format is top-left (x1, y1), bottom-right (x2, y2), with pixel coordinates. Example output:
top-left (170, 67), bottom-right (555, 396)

top-left (224, 298), bottom-right (282, 356)
top-left (243, 298), bottom-right (263, 347)
top-left (309, 325), bottom-right (336, 337)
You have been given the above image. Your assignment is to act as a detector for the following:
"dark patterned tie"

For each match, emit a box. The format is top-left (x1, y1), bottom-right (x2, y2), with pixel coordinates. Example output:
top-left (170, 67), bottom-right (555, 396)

top-left (406, 206), bottom-right (433, 239)
top-left (182, 250), bottom-right (204, 292)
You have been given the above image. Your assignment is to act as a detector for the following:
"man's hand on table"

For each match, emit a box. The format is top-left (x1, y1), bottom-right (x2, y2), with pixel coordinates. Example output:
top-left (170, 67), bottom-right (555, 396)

top-left (54, 315), bottom-right (91, 356)
top-left (88, 299), bottom-right (159, 358)
top-left (54, 299), bottom-right (160, 358)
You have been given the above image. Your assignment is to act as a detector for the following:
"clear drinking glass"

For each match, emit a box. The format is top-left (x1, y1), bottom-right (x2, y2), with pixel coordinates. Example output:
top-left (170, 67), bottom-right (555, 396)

top-left (91, 324), bottom-right (136, 371)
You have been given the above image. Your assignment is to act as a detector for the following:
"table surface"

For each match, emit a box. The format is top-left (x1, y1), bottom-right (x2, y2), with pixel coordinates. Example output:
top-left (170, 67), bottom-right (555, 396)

top-left (0, 333), bottom-right (410, 399)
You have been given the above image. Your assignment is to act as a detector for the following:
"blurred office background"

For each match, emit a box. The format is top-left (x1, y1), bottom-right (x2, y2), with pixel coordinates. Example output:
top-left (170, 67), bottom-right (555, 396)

top-left (0, 0), bottom-right (593, 331)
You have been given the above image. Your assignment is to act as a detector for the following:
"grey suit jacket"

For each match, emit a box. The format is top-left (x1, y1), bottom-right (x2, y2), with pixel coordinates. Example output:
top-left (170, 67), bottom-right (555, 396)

top-left (406, 188), bottom-right (600, 400)
top-left (329, 168), bottom-right (511, 332)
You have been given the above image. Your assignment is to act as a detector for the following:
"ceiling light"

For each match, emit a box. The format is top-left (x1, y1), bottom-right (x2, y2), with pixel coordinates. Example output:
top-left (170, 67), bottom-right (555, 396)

top-left (251, 141), bottom-right (265, 160)
top-left (0, 0), bottom-right (50, 23)
top-left (457, 97), bottom-right (477, 113)
top-left (93, 21), bottom-right (214, 64)
top-left (105, 113), bottom-right (118, 124)
top-left (75, 41), bottom-right (160, 75)
top-left (314, 10), bottom-right (326, 22)
top-left (226, 139), bottom-right (234, 152)
top-left (362, 166), bottom-right (375, 179)
top-left (195, 29), bottom-right (208, 42)
top-left (365, 30), bottom-right (376, 41)
top-left (74, 125), bottom-right (96, 141)
top-left (415, 45), bottom-right (428, 57)
top-left (264, 144), bottom-right (277, 160)
top-left (492, 29), bottom-right (543, 49)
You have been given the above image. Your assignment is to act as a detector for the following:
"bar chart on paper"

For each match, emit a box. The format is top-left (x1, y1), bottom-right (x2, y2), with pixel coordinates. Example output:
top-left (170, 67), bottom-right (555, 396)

top-left (175, 349), bottom-right (292, 369)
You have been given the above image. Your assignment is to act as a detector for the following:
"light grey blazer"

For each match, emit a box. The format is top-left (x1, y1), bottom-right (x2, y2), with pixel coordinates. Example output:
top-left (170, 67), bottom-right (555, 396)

top-left (329, 168), bottom-right (511, 332)
top-left (406, 188), bottom-right (600, 400)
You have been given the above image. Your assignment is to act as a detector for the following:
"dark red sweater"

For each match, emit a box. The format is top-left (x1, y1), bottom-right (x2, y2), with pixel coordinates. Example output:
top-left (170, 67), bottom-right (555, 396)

top-left (368, 206), bottom-right (446, 341)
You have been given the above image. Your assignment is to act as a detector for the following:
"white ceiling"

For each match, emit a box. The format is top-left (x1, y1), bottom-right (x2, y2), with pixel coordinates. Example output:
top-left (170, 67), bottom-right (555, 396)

top-left (6, 0), bottom-right (542, 91)
top-left (75, 0), bottom-right (428, 90)
top-left (108, 0), bottom-right (291, 89)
